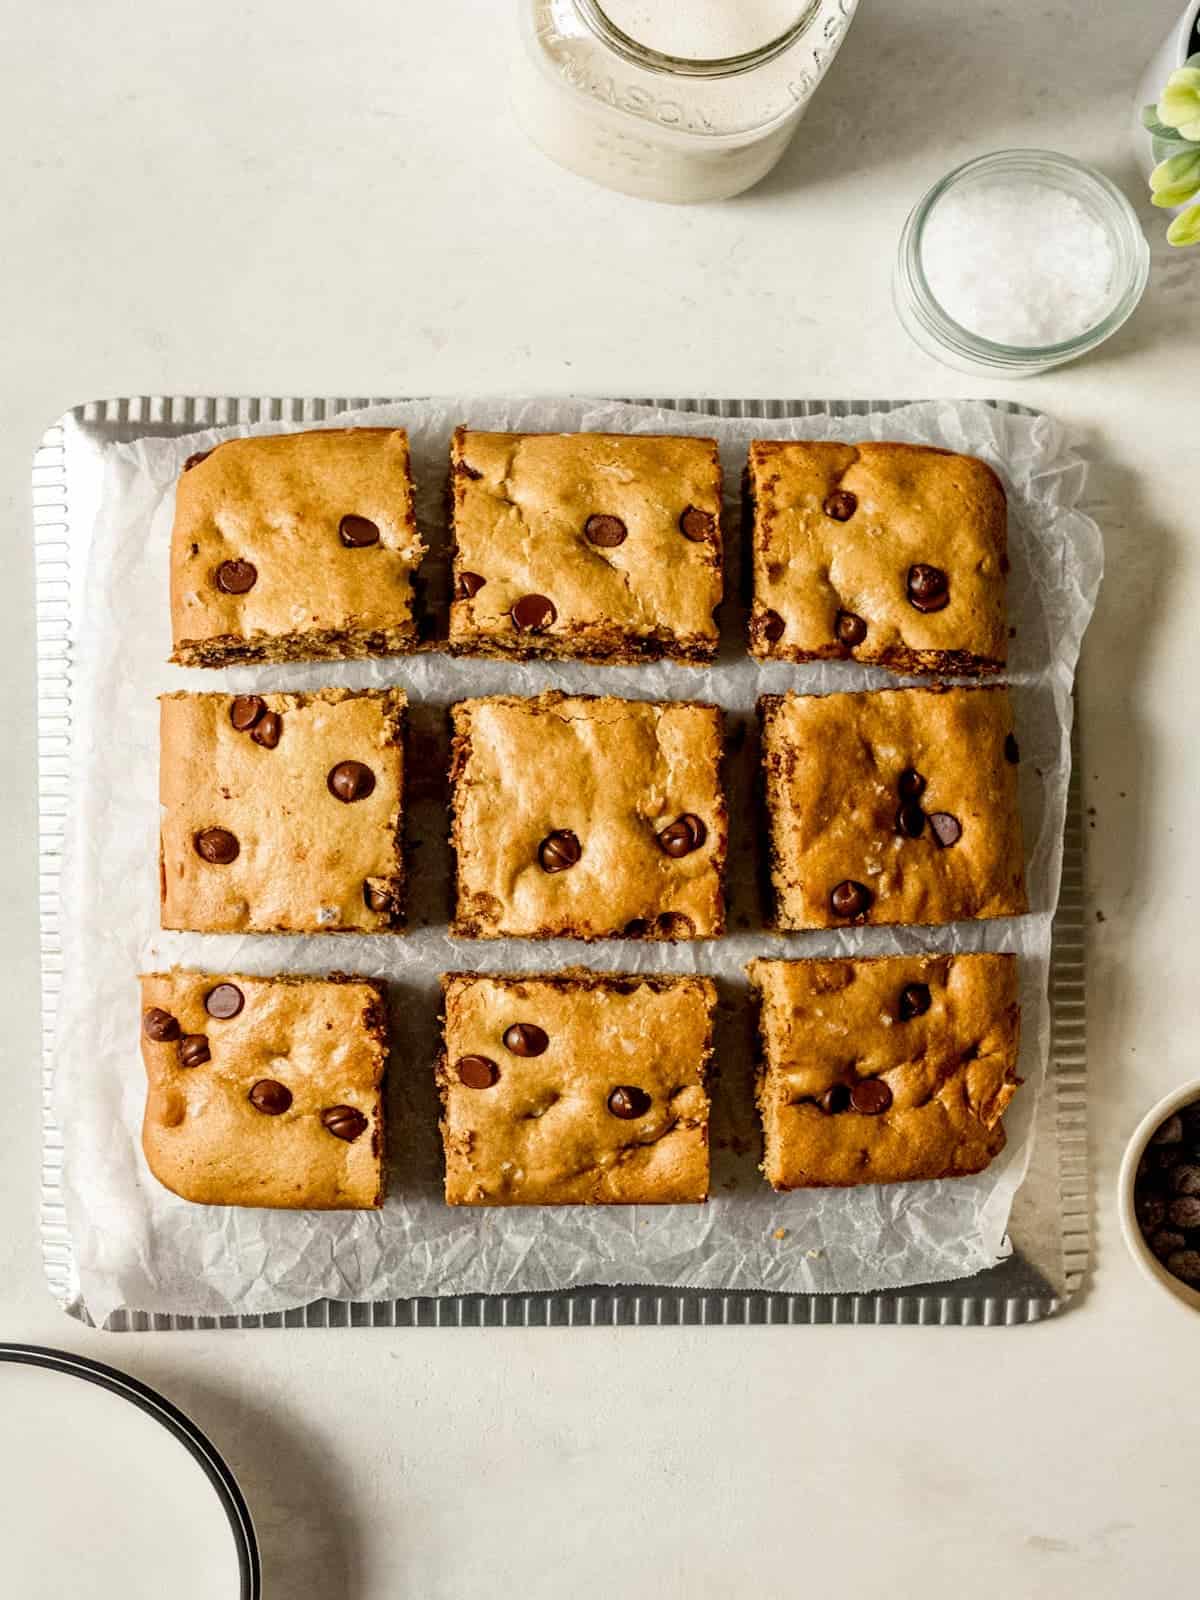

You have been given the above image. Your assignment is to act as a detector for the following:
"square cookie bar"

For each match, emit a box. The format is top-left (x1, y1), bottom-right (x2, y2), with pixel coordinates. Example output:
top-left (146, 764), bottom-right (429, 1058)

top-left (171, 427), bottom-right (425, 666)
top-left (749, 954), bottom-right (1021, 1188)
top-left (450, 693), bottom-right (727, 940)
top-left (448, 428), bottom-right (722, 662)
top-left (160, 688), bottom-right (405, 934)
top-left (747, 440), bottom-right (1008, 674)
top-left (140, 971), bottom-right (388, 1208)
top-left (759, 685), bottom-right (1026, 930)
top-left (438, 970), bottom-right (714, 1205)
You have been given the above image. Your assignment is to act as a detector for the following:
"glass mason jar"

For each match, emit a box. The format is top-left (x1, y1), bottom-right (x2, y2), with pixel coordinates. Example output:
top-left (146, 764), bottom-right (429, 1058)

top-left (512, 0), bottom-right (861, 203)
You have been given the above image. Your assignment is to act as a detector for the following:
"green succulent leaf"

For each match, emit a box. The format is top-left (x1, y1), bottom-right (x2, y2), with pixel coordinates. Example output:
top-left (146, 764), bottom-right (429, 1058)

top-left (1158, 67), bottom-right (1200, 140)
top-left (1150, 148), bottom-right (1200, 206)
top-left (1167, 203), bottom-right (1200, 246)
top-left (1142, 106), bottom-right (1192, 141)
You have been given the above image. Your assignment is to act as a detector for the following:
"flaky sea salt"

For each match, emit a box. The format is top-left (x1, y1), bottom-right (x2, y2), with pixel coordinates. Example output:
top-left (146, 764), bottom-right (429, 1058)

top-left (922, 181), bottom-right (1116, 346)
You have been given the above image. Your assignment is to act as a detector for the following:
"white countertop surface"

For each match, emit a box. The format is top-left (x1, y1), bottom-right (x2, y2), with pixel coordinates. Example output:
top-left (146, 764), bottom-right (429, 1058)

top-left (2, 1), bottom-right (1198, 1594)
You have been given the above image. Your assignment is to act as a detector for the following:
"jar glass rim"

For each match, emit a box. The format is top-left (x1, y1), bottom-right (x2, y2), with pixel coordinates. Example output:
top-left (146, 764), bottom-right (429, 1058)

top-left (900, 149), bottom-right (1151, 367)
top-left (577, 0), bottom-right (824, 77)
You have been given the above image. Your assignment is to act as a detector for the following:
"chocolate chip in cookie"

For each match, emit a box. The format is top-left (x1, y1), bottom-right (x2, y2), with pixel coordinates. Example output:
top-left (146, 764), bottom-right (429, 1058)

top-left (194, 827), bottom-right (240, 864)
top-left (215, 559), bottom-right (257, 595)
top-left (657, 814), bottom-right (707, 857)
top-left (248, 1079), bottom-right (292, 1115)
top-left (339, 514), bottom-right (380, 548)
top-left (143, 1008), bottom-right (180, 1042)
top-left (327, 761), bottom-right (376, 802)
top-left (829, 880), bottom-right (873, 920)
top-left (511, 594), bottom-right (556, 632)
top-left (503, 1023), bottom-right (549, 1057)
top-left (907, 563), bottom-right (949, 612)
top-left (538, 830), bottom-right (582, 873)
top-left (607, 1085), bottom-right (651, 1119)
top-left (584, 514), bottom-right (627, 548)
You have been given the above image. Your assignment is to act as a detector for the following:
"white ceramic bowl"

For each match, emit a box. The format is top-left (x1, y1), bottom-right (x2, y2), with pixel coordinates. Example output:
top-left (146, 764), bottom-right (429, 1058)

top-left (1117, 1075), bottom-right (1200, 1313)
top-left (1133, 0), bottom-right (1200, 180)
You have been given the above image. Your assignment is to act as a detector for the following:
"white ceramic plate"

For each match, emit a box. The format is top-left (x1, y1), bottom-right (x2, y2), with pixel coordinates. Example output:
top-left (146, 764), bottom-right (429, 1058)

top-left (0, 1346), bottom-right (259, 1597)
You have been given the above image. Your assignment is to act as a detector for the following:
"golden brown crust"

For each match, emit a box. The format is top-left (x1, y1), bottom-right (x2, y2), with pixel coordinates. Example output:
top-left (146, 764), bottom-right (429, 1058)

top-left (759, 685), bottom-right (1026, 930)
top-left (448, 429), bottom-right (722, 663)
top-left (749, 954), bottom-right (1021, 1188)
top-left (747, 440), bottom-right (1007, 673)
top-left (449, 692), bottom-right (727, 941)
top-left (159, 688), bottom-right (406, 934)
top-left (140, 970), bottom-right (388, 1209)
top-left (170, 428), bottom-right (425, 666)
top-left (437, 970), bottom-right (714, 1204)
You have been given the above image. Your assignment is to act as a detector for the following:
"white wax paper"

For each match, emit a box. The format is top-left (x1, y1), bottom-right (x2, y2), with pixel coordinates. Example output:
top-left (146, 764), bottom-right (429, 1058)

top-left (53, 396), bottom-right (1102, 1324)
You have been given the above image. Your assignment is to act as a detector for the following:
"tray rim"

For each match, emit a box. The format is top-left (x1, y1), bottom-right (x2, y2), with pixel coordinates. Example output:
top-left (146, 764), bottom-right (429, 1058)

top-left (33, 393), bottom-right (1089, 1332)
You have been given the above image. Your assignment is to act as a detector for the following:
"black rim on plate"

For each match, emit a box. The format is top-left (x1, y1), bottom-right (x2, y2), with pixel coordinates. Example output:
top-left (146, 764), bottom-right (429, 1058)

top-left (0, 1344), bottom-right (260, 1598)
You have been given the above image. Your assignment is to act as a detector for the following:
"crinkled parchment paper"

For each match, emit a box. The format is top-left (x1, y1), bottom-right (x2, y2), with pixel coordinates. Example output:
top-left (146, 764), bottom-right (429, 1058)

top-left (53, 396), bottom-right (1101, 1322)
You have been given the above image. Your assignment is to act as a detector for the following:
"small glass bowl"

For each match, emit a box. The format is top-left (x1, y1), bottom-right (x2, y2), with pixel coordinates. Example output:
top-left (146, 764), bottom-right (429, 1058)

top-left (894, 149), bottom-right (1150, 376)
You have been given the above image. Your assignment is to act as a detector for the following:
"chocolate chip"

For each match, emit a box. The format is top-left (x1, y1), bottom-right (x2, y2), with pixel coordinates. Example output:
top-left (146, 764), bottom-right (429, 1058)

top-left (321, 1105), bottom-right (369, 1141)
top-left (457, 1055), bottom-right (500, 1090)
top-left (142, 1008), bottom-right (180, 1042)
top-left (928, 812), bottom-right (962, 848)
top-left (1167, 1248), bottom-right (1200, 1285)
top-left (250, 711), bottom-right (282, 749)
top-left (758, 609), bottom-right (785, 644)
top-left (829, 880), bottom-right (873, 919)
top-left (511, 594), bottom-right (556, 631)
top-left (898, 982), bottom-right (932, 1021)
top-left (657, 814), bottom-right (707, 858)
top-left (896, 803), bottom-right (926, 839)
top-left (538, 830), bottom-right (582, 873)
top-left (215, 559), bottom-right (257, 595)
top-left (229, 695), bottom-right (265, 731)
top-left (898, 768), bottom-right (926, 800)
top-left (584, 514), bottom-right (627, 548)
top-left (623, 919), bottom-right (650, 938)
top-left (607, 1085), bottom-right (651, 1119)
top-left (1149, 1228), bottom-right (1187, 1261)
top-left (179, 1034), bottom-right (210, 1069)
top-left (363, 880), bottom-right (397, 915)
top-left (327, 761), bottom-right (376, 802)
top-left (248, 1079), bottom-right (292, 1115)
top-left (907, 563), bottom-right (949, 612)
top-left (655, 912), bottom-right (695, 938)
top-left (1152, 1114), bottom-right (1184, 1145)
top-left (824, 489), bottom-right (857, 521)
top-left (503, 1023), bottom-right (548, 1057)
top-left (204, 983), bottom-right (244, 1019)
top-left (1170, 1164), bottom-right (1200, 1196)
top-left (183, 450), bottom-right (211, 472)
top-left (819, 1083), bottom-right (851, 1115)
top-left (1136, 1191), bottom-right (1167, 1231)
top-left (194, 827), bottom-right (239, 864)
top-left (850, 1078), bottom-right (892, 1115)
top-left (679, 506), bottom-right (714, 541)
top-left (835, 610), bottom-right (867, 647)
top-left (1168, 1196), bottom-right (1200, 1229)
top-left (1005, 732), bottom-right (1020, 764)
top-left (455, 570), bottom-right (486, 600)
top-left (339, 514), bottom-right (380, 547)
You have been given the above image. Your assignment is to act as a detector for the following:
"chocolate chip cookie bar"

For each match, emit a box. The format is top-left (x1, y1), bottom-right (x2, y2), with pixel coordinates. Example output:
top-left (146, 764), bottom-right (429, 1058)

top-left (450, 692), bottom-right (727, 940)
top-left (160, 688), bottom-right (405, 933)
top-left (749, 954), bottom-right (1021, 1188)
top-left (759, 684), bottom-right (1026, 930)
top-left (140, 971), bottom-right (388, 1208)
top-left (747, 440), bottom-right (1008, 674)
top-left (448, 428), bottom-right (722, 662)
top-left (438, 970), bottom-right (714, 1204)
top-left (171, 428), bottom-right (425, 666)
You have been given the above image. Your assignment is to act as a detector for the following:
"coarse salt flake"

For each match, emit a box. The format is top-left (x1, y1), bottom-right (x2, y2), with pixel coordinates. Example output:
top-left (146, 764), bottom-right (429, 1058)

top-left (922, 181), bottom-right (1116, 346)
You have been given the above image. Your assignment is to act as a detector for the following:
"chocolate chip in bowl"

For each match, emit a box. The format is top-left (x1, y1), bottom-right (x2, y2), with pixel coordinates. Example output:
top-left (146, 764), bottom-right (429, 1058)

top-left (1119, 1078), bottom-right (1200, 1311)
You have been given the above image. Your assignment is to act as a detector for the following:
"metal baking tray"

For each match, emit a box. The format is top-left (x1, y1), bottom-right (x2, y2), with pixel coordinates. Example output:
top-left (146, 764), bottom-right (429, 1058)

top-left (34, 394), bottom-right (1088, 1331)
